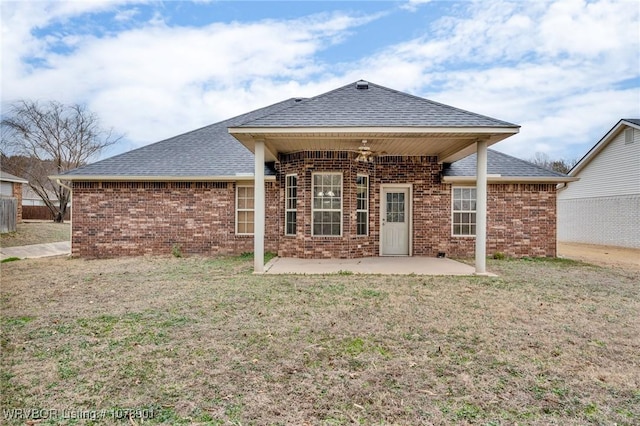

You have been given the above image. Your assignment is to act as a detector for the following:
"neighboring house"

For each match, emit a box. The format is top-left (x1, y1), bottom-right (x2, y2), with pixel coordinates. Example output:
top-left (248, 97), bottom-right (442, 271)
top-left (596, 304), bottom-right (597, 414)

top-left (21, 185), bottom-right (70, 221)
top-left (558, 119), bottom-right (640, 248)
top-left (22, 185), bottom-right (57, 206)
top-left (1, 170), bottom-right (28, 225)
top-left (53, 81), bottom-right (574, 273)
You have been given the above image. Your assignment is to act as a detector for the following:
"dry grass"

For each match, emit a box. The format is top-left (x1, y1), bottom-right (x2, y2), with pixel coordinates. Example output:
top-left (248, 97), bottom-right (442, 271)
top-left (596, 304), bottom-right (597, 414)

top-left (1, 255), bottom-right (639, 425)
top-left (0, 222), bottom-right (70, 247)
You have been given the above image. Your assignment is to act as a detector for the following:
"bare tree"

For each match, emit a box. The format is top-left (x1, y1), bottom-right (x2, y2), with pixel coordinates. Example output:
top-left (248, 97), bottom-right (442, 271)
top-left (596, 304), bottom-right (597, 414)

top-left (529, 152), bottom-right (578, 175)
top-left (1, 100), bottom-right (122, 222)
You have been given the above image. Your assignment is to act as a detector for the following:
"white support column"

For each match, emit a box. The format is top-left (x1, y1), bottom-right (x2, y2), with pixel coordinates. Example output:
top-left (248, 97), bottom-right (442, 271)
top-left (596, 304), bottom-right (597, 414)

top-left (475, 139), bottom-right (488, 275)
top-left (254, 140), bottom-right (265, 273)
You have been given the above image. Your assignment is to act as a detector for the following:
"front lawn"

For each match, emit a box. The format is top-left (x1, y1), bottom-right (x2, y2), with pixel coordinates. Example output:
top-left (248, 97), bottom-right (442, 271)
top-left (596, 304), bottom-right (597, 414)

top-left (1, 256), bottom-right (638, 425)
top-left (0, 222), bottom-right (70, 247)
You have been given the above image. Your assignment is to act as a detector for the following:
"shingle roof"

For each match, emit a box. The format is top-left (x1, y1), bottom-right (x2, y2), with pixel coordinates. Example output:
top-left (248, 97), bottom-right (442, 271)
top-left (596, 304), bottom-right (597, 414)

top-left (62, 99), bottom-right (302, 178)
top-left (443, 150), bottom-right (568, 178)
top-left (237, 81), bottom-right (518, 128)
top-left (61, 81), bottom-right (527, 180)
top-left (623, 118), bottom-right (640, 126)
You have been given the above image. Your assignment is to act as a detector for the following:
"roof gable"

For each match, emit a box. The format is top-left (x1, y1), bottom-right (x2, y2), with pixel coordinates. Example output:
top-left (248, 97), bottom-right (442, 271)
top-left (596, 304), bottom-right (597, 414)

top-left (569, 118), bottom-right (640, 176)
top-left (237, 81), bottom-right (519, 128)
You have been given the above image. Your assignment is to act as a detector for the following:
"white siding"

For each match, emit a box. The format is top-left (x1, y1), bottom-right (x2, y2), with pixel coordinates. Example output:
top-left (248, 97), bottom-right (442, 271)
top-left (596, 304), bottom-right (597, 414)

top-left (558, 195), bottom-right (640, 248)
top-left (557, 123), bottom-right (640, 248)
top-left (558, 127), bottom-right (640, 200)
top-left (0, 182), bottom-right (13, 197)
top-left (23, 199), bottom-right (47, 206)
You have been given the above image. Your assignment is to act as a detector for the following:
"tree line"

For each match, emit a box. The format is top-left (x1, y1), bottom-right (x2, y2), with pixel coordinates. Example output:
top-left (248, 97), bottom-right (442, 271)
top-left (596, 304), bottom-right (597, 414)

top-left (528, 152), bottom-right (578, 174)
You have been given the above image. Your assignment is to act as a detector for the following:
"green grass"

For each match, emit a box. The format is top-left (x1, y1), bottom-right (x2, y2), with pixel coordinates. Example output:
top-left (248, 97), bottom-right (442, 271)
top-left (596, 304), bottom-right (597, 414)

top-left (1, 255), bottom-right (638, 425)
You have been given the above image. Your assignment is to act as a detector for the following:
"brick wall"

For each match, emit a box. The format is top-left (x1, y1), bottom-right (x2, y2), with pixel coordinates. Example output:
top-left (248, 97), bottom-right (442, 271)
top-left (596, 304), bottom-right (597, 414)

top-left (276, 153), bottom-right (557, 258)
top-left (70, 154), bottom-right (558, 259)
top-left (71, 181), bottom-right (280, 257)
top-left (446, 184), bottom-right (558, 258)
top-left (277, 151), bottom-right (375, 259)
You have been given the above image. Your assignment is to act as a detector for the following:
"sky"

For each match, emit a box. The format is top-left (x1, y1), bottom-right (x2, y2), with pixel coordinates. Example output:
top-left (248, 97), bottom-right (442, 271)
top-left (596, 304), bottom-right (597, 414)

top-left (1, 0), bottom-right (639, 163)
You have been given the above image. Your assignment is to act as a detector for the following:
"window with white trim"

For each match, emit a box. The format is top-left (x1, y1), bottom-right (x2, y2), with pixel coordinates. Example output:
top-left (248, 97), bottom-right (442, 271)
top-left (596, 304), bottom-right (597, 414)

top-left (452, 187), bottom-right (476, 236)
top-left (356, 175), bottom-right (369, 236)
top-left (236, 186), bottom-right (254, 235)
top-left (312, 173), bottom-right (342, 236)
top-left (285, 174), bottom-right (297, 236)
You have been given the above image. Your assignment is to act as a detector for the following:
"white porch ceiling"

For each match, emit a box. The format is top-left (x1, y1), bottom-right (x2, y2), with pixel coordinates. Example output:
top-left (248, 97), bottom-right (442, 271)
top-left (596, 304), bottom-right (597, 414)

top-left (228, 127), bottom-right (519, 163)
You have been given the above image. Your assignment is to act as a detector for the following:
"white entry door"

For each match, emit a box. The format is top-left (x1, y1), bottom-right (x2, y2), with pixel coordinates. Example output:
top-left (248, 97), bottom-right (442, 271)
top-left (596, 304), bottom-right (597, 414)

top-left (381, 186), bottom-right (410, 256)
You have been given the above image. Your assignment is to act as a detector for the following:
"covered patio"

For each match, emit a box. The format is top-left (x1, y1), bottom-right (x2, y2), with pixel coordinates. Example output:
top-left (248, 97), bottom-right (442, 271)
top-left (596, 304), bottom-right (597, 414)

top-left (265, 256), bottom-right (492, 276)
top-left (228, 81), bottom-right (521, 275)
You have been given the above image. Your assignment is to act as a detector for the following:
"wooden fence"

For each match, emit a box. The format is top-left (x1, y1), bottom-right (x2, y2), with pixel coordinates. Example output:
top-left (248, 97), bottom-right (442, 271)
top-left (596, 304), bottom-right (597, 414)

top-left (1, 198), bottom-right (18, 233)
top-left (22, 205), bottom-right (71, 221)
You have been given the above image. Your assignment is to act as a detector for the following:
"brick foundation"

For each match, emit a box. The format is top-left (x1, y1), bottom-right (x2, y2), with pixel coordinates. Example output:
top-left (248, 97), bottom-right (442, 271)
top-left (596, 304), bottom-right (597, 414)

top-left (71, 153), bottom-right (558, 258)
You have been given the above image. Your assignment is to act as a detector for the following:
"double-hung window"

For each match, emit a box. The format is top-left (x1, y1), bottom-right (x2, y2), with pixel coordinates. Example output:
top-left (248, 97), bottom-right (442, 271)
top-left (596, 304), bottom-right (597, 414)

top-left (312, 173), bottom-right (342, 236)
top-left (452, 187), bottom-right (476, 236)
top-left (356, 175), bottom-right (369, 236)
top-left (285, 174), bottom-right (297, 236)
top-left (236, 186), bottom-right (254, 235)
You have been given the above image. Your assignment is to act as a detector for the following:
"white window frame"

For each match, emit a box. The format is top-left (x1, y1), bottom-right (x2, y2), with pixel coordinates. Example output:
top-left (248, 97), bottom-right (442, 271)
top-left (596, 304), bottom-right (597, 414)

top-left (236, 185), bottom-right (254, 235)
top-left (452, 186), bottom-right (477, 237)
top-left (285, 174), bottom-right (297, 236)
top-left (312, 172), bottom-right (343, 237)
top-left (356, 174), bottom-right (369, 236)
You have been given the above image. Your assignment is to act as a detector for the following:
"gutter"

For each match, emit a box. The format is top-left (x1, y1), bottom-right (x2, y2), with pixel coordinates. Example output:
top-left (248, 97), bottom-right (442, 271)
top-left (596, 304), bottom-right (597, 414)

top-left (442, 176), bottom-right (579, 184)
top-left (228, 126), bottom-right (521, 135)
top-left (48, 174), bottom-right (277, 182)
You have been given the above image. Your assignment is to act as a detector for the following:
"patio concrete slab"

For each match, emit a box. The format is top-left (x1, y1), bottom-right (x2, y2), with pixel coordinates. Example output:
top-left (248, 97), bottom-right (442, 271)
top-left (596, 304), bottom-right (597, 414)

top-left (265, 256), bottom-right (487, 276)
top-left (1, 241), bottom-right (71, 261)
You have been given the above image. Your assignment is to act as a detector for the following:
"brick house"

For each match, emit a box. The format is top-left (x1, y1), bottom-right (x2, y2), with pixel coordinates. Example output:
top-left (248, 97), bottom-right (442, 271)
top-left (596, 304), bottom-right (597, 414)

top-left (53, 81), bottom-right (574, 273)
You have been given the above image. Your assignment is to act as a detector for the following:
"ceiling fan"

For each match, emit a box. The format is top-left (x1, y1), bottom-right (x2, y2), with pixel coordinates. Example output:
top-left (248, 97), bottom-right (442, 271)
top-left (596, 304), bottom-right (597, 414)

top-left (354, 140), bottom-right (382, 162)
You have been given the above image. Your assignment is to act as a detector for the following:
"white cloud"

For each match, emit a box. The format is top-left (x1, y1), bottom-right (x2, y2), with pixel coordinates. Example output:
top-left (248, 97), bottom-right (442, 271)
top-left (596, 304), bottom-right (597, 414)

top-left (2, 5), bottom-right (381, 145)
top-left (1, 0), bottom-right (638, 162)
top-left (344, 0), bottom-right (640, 160)
top-left (114, 8), bottom-right (140, 22)
top-left (401, 0), bottom-right (434, 12)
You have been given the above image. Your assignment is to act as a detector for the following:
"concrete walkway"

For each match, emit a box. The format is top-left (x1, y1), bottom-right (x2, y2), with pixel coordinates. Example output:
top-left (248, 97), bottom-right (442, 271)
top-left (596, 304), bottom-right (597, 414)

top-left (265, 256), bottom-right (483, 276)
top-left (1, 241), bottom-right (71, 261)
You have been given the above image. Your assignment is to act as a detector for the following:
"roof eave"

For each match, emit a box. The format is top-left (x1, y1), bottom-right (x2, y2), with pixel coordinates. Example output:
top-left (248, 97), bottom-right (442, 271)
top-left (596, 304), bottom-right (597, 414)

top-left (0, 177), bottom-right (29, 184)
top-left (49, 174), bottom-right (277, 182)
top-left (442, 176), bottom-right (579, 184)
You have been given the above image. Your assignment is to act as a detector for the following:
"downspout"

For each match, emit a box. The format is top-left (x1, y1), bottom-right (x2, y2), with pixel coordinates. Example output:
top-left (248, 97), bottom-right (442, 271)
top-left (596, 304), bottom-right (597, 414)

top-left (56, 179), bottom-right (72, 192)
top-left (56, 179), bottom-right (73, 255)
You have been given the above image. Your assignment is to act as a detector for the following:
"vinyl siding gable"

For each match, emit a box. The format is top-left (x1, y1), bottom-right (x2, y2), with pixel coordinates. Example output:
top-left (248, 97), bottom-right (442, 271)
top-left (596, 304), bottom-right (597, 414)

top-left (559, 126), bottom-right (640, 200)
